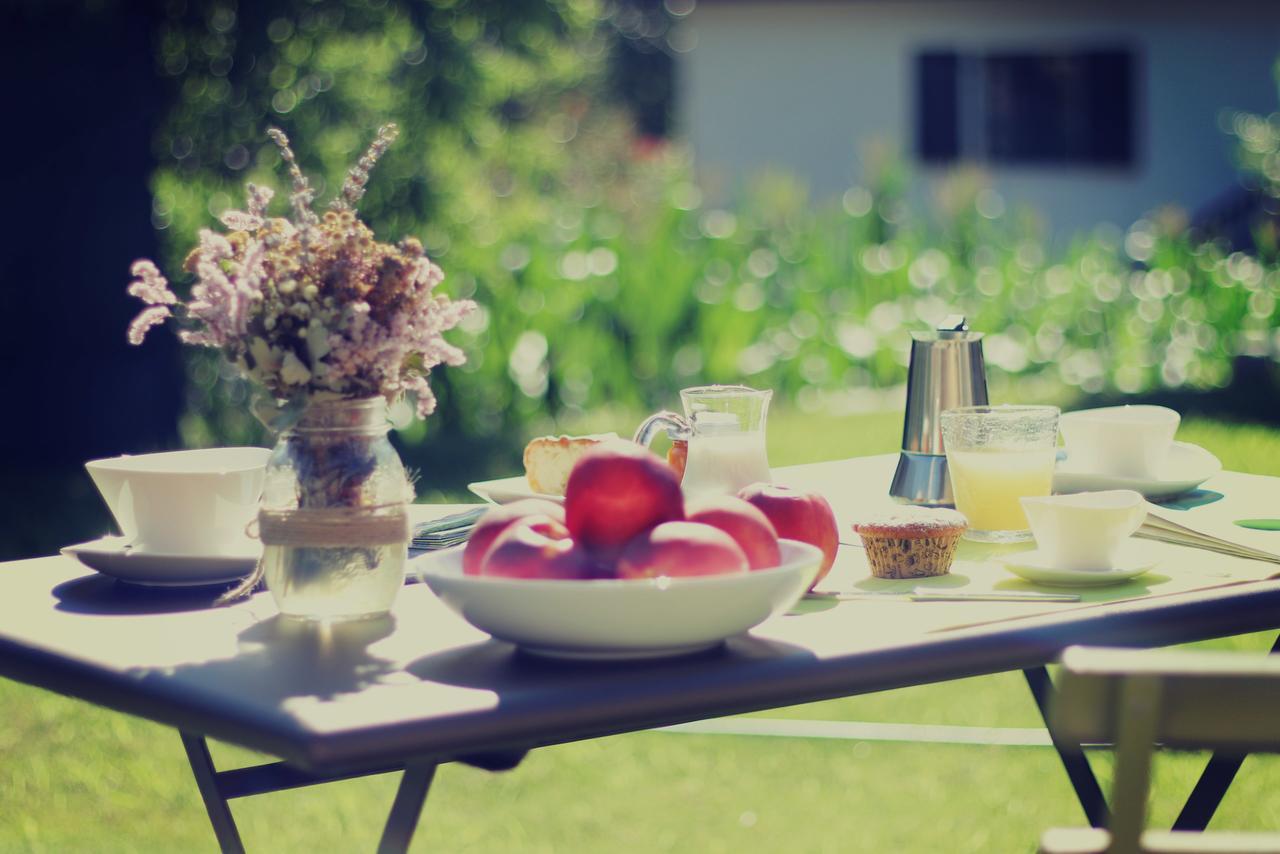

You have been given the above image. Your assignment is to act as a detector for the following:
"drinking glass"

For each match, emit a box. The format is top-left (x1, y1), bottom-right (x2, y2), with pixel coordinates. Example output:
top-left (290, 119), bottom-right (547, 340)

top-left (940, 405), bottom-right (1060, 543)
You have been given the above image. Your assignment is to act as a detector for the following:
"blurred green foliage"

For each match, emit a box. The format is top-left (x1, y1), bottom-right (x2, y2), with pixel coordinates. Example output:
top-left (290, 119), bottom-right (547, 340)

top-left (1228, 57), bottom-right (1280, 254)
top-left (151, 1), bottom-right (1280, 484)
top-left (151, 0), bottom-right (603, 457)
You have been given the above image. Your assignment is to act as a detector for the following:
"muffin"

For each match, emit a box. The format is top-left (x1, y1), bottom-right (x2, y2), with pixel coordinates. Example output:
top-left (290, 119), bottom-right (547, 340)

top-left (852, 507), bottom-right (968, 579)
top-left (522, 433), bottom-right (619, 496)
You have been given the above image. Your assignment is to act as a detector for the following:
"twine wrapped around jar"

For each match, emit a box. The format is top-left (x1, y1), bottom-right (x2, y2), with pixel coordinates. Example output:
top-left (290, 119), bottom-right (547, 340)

top-left (257, 506), bottom-right (410, 548)
top-left (217, 505), bottom-right (410, 606)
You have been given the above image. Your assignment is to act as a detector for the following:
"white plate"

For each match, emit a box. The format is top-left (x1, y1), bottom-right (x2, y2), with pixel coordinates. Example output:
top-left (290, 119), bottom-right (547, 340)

top-left (468, 475), bottom-right (564, 506)
top-left (998, 543), bottom-right (1157, 587)
top-left (61, 536), bottom-right (260, 587)
top-left (1053, 442), bottom-right (1222, 501)
top-left (413, 539), bottom-right (822, 660)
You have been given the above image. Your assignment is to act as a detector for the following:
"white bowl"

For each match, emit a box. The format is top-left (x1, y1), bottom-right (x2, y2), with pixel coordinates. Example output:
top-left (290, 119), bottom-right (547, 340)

top-left (1020, 489), bottom-right (1147, 571)
top-left (85, 447), bottom-right (270, 557)
top-left (1059, 405), bottom-right (1180, 479)
top-left (413, 539), bottom-right (823, 659)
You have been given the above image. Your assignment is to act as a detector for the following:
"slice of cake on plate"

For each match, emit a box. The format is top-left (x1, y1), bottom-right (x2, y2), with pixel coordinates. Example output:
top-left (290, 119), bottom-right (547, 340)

top-left (523, 433), bottom-right (621, 496)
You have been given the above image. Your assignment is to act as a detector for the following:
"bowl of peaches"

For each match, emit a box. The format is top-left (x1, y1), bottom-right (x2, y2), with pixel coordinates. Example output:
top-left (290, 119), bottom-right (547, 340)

top-left (413, 442), bottom-right (835, 660)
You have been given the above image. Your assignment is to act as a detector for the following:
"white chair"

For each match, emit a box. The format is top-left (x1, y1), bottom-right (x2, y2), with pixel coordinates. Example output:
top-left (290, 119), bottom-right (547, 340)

top-left (1041, 645), bottom-right (1280, 854)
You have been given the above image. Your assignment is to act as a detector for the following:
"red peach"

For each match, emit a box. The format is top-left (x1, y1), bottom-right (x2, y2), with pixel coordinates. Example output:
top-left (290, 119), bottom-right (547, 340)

top-left (463, 499), bottom-right (566, 575)
top-left (481, 515), bottom-right (592, 580)
top-left (616, 521), bottom-right (748, 580)
top-left (565, 442), bottom-right (684, 553)
top-left (686, 495), bottom-right (781, 570)
top-left (738, 483), bottom-right (839, 589)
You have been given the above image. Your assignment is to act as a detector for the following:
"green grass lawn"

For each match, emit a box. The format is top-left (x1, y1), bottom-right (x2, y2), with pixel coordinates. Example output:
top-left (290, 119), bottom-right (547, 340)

top-left (3, 410), bottom-right (1280, 852)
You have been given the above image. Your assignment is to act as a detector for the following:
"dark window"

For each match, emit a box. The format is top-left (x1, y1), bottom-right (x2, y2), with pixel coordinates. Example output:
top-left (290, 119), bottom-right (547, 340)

top-left (916, 48), bottom-right (1136, 167)
top-left (917, 52), bottom-right (960, 162)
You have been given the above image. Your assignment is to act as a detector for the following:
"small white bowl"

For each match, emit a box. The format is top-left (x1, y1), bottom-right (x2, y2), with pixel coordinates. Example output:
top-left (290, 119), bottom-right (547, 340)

top-left (413, 539), bottom-right (823, 659)
top-left (1059, 405), bottom-right (1180, 479)
top-left (1020, 490), bottom-right (1147, 571)
top-left (85, 447), bottom-right (270, 557)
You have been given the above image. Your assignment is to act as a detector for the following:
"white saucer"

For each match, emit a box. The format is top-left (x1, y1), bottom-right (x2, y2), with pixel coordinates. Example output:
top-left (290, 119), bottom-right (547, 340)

top-left (998, 543), bottom-right (1157, 587)
top-left (1053, 442), bottom-right (1222, 501)
top-left (61, 536), bottom-right (260, 587)
top-left (467, 475), bottom-right (564, 506)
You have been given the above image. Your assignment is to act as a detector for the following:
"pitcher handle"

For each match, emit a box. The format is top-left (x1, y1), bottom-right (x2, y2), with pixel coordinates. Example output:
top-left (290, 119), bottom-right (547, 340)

top-left (632, 411), bottom-right (690, 447)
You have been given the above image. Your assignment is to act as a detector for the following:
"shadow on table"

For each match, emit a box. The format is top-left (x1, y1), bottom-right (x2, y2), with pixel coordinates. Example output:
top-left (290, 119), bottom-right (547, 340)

top-left (126, 614), bottom-right (400, 705)
top-left (404, 633), bottom-right (817, 694)
top-left (993, 572), bottom-right (1174, 603)
top-left (852, 573), bottom-right (971, 592)
top-left (52, 573), bottom-right (240, 616)
top-left (1156, 489), bottom-right (1225, 511)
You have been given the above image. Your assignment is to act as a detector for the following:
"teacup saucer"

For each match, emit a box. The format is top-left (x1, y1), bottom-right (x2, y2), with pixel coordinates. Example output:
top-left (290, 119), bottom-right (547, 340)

top-left (61, 536), bottom-right (260, 588)
top-left (1053, 442), bottom-right (1222, 501)
top-left (998, 543), bottom-right (1157, 587)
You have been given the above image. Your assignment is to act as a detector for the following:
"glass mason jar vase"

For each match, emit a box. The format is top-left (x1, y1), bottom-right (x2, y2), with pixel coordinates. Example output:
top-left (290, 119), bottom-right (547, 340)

top-left (259, 397), bottom-right (412, 621)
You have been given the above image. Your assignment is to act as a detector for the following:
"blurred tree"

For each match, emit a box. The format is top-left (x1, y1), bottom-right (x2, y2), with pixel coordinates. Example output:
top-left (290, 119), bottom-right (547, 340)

top-left (149, 0), bottom-right (604, 482)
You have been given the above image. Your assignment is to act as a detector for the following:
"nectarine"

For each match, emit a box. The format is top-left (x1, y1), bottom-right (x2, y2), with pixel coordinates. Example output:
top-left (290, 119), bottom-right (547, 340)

top-left (481, 515), bottom-right (592, 580)
top-left (686, 495), bottom-right (781, 570)
top-left (565, 443), bottom-right (684, 553)
top-left (616, 521), bottom-right (748, 579)
top-left (738, 483), bottom-right (839, 589)
top-left (463, 499), bottom-right (565, 576)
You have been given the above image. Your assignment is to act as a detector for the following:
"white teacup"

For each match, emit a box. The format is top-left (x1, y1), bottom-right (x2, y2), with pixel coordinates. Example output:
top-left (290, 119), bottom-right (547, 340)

top-left (1020, 490), bottom-right (1148, 571)
top-left (1059, 405), bottom-right (1180, 479)
top-left (85, 447), bottom-right (270, 557)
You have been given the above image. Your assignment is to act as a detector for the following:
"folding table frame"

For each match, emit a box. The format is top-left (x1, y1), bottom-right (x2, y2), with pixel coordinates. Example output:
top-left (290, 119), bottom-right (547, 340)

top-left (177, 649), bottom-right (1277, 853)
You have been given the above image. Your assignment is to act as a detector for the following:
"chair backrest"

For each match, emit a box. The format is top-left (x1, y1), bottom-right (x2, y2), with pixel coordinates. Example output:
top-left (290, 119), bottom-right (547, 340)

top-left (1056, 646), bottom-right (1280, 752)
top-left (1052, 646), bottom-right (1280, 853)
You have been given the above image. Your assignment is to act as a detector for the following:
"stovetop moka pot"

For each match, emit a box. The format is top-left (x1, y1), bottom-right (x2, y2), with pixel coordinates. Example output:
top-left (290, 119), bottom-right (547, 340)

top-left (889, 316), bottom-right (989, 506)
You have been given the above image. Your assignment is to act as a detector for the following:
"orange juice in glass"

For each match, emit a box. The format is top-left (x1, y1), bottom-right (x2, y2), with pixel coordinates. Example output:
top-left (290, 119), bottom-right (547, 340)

top-left (940, 406), bottom-right (1059, 542)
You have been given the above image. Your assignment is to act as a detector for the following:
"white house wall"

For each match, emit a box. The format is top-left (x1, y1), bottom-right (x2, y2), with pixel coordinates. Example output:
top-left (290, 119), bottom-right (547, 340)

top-left (679, 0), bottom-right (1280, 238)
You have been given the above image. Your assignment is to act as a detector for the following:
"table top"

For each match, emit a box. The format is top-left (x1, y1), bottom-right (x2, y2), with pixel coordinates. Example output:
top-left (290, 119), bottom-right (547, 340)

top-left (2, 455), bottom-right (1279, 774)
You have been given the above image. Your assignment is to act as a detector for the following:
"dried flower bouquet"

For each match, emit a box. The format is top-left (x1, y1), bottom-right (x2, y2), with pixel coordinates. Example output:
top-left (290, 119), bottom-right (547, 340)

top-left (128, 123), bottom-right (474, 420)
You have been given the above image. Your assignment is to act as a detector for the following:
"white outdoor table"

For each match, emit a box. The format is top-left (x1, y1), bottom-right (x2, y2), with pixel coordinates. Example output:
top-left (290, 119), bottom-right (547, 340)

top-left (1, 454), bottom-right (1278, 852)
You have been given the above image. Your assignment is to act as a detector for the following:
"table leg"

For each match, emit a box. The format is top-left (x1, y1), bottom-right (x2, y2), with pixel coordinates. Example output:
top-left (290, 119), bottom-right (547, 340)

top-left (180, 732), bottom-right (246, 854)
top-left (1173, 752), bottom-right (1247, 831)
top-left (1170, 631), bottom-right (1280, 831)
top-left (376, 763), bottom-right (438, 854)
top-left (1024, 666), bottom-right (1109, 828)
top-left (180, 734), bottom-right (437, 853)
top-left (176, 732), bottom-right (515, 851)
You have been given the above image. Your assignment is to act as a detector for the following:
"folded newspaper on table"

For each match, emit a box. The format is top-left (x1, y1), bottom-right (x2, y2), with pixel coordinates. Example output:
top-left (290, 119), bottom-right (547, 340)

top-left (1140, 495), bottom-right (1280, 565)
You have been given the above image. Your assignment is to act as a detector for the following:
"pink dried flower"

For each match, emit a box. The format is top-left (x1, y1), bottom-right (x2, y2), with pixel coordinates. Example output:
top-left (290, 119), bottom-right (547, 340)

top-left (220, 184), bottom-right (276, 231)
top-left (332, 124), bottom-right (400, 212)
top-left (127, 305), bottom-right (172, 345)
top-left (127, 259), bottom-right (177, 305)
top-left (266, 127), bottom-right (318, 227)
top-left (125, 260), bottom-right (177, 343)
top-left (220, 210), bottom-right (263, 231)
top-left (246, 183), bottom-right (273, 218)
top-left (401, 374), bottom-right (438, 417)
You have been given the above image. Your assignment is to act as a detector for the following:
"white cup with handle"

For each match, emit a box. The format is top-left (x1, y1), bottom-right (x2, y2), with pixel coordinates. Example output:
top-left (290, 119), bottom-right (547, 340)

top-left (85, 447), bottom-right (270, 557)
top-left (1020, 490), bottom-right (1148, 571)
top-left (1059, 405), bottom-right (1180, 479)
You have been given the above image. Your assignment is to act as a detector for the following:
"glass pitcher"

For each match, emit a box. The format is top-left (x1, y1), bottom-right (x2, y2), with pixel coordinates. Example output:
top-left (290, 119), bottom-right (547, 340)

top-left (633, 385), bottom-right (772, 498)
